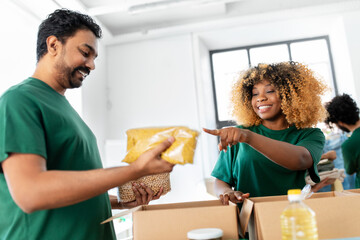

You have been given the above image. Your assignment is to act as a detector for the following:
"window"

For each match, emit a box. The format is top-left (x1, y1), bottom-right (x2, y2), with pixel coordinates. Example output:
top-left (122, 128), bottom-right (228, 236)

top-left (210, 36), bottom-right (337, 129)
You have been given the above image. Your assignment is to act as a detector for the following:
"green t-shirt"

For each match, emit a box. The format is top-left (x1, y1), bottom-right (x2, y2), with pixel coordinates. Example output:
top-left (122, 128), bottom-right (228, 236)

top-left (0, 78), bottom-right (115, 240)
top-left (342, 127), bottom-right (360, 188)
top-left (211, 125), bottom-right (324, 198)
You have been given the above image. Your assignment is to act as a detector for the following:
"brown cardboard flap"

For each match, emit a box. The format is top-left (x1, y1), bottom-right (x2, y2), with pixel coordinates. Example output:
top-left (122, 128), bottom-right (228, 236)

top-left (101, 206), bottom-right (142, 224)
top-left (334, 190), bottom-right (360, 197)
top-left (101, 200), bottom-right (225, 225)
top-left (254, 200), bottom-right (288, 240)
top-left (141, 199), bottom-right (222, 211)
top-left (240, 198), bottom-right (254, 237)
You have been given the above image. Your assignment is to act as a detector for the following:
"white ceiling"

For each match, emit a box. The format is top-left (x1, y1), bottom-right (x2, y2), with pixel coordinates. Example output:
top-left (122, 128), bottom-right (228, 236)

top-left (9, 0), bottom-right (358, 43)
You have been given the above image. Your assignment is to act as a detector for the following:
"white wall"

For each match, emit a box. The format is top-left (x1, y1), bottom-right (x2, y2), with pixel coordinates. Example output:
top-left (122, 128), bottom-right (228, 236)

top-left (106, 35), bottom-right (199, 135)
top-left (342, 11), bottom-right (360, 105)
top-left (0, 1), bottom-right (38, 94)
top-left (105, 35), bottom-right (209, 203)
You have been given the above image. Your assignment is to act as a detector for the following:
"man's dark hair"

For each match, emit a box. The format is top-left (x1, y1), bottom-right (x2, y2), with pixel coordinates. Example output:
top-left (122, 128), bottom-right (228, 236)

top-left (36, 8), bottom-right (102, 62)
top-left (325, 93), bottom-right (360, 126)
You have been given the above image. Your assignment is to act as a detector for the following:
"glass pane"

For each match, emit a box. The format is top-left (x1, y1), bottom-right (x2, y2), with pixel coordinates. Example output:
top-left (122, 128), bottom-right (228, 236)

top-left (212, 50), bottom-right (249, 121)
top-left (308, 63), bottom-right (335, 103)
top-left (250, 44), bottom-right (289, 66)
top-left (291, 39), bottom-right (335, 102)
top-left (290, 39), bottom-right (329, 64)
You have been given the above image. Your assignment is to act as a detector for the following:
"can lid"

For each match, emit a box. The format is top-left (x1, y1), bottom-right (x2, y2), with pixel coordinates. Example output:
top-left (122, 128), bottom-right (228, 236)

top-left (288, 189), bottom-right (301, 195)
top-left (187, 228), bottom-right (223, 239)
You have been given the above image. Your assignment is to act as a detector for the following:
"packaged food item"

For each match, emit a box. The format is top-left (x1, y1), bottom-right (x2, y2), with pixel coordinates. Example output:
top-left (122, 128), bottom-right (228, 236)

top-left (122, 126), bottom-right (199, 165)
top-left (118, 173), bottom-right (171, 203)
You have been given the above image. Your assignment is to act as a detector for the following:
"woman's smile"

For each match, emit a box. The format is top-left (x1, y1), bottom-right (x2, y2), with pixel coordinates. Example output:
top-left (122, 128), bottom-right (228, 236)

top-left (251, 80), bottom-right (286, 128)
top-left (257, 104), bottom-right (272, 113)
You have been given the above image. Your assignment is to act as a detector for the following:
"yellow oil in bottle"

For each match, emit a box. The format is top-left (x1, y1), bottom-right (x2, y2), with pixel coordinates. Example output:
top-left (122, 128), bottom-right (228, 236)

top-left (280, 189), bottom-right (318, 240)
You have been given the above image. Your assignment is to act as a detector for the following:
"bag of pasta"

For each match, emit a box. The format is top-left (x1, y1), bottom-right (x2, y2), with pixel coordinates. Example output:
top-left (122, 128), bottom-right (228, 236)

top-left (122, 126), bottom-right (199, 165)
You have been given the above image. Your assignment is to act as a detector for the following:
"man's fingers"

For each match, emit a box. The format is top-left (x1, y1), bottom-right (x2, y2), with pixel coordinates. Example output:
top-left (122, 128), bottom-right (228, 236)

top-left (153, 187), bottom-right (164, 200)
top-left (150, 137), bottom-right (175, 157)
top-left (141, 183), bottom-right (154, 203)
top-left (137, 185), bottom-right (147, 203)
top-left (132, 184), bottom-right (142, 206)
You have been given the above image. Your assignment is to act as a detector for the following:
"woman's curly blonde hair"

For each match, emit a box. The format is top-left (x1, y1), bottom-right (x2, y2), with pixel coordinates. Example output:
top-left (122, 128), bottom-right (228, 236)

top-left (231, 61), bottom-right (328, 129)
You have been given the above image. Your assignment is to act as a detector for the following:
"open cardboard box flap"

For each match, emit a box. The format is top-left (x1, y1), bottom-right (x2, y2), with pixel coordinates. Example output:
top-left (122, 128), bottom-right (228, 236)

top-left (239, 189), bottom-right (360, 240)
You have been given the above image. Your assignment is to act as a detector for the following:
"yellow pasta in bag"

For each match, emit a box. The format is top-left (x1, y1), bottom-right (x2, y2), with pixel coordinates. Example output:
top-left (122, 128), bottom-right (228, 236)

top-left (122, 126), bottom-right (199, 165)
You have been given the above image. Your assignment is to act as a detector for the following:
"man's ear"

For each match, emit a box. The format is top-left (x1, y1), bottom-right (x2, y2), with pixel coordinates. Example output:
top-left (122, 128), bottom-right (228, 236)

top-left (46, 35), bottom-right (60, 56)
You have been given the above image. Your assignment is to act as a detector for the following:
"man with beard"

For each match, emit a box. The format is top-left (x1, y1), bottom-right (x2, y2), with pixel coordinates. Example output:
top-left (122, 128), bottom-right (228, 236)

top-left (0, 9), bottom-right (174, 240)
top-left (325, 93), bottom-right (360, 189)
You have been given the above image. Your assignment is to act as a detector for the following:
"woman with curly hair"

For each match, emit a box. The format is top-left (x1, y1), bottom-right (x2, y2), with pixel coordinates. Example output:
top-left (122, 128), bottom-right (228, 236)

top-left (325, 93), bottom-right (360, 188)
top-left (204, 61), bottom-right (329, 205)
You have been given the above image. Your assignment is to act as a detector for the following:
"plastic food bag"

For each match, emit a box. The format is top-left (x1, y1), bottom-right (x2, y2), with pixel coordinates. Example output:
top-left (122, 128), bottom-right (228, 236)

top-left (122, 126), bottom-right (199, 165)
top-left (118, 173), bottom-right (171, 203)
top-left (301, 184), bottom-right (314, 199)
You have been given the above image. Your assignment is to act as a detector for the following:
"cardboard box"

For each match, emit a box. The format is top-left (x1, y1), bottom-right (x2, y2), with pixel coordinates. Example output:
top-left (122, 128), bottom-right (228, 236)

top-left (240, 189), bottom-right (360, 240)
top-left (103, 200), bottom-right (239, 240)
top-left (132, 200), bottom-right (239, 240)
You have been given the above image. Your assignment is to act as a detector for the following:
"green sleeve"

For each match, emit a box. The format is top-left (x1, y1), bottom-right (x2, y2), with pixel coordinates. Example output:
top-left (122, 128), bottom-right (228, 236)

top-left (341, 141), bottom-right (358, 175)
top-left (211, 145), bottom-right (236, 186)
top-left (296, 128), bottom-right (325, 183)
top-left (0, 90), bottom-right (47, 164)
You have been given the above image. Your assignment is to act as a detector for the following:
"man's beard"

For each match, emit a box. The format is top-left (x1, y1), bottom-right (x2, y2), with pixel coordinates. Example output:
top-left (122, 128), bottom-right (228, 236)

top-left (55, 59), bottom-right (87, 89)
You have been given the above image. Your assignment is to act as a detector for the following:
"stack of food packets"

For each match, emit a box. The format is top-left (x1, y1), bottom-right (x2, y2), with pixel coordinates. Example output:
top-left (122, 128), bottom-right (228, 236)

top-left (118, 126), bottom-right (199, 203)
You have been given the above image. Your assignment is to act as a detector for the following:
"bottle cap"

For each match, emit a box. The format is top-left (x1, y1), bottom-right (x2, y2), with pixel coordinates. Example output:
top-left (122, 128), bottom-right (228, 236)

top-left (288, 189), bottom-right (301, 195)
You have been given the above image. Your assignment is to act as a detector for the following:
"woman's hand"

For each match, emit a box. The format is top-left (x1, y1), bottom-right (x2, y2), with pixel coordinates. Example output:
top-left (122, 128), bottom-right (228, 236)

top-left (203, 127), bottom-right (250, 152)
top-left (219, 190), bottom-right (250, 205)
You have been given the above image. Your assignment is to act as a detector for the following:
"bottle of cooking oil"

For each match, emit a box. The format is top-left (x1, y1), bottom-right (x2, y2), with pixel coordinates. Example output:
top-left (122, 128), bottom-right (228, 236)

top-left (280, 189), bottom-right (318, 240)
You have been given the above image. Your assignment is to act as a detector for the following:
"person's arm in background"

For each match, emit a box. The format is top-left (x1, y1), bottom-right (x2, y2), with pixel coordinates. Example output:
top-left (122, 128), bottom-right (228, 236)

top-left (311, 177), bottom-right (332, 192)
top-left (342, 144), bottom-right (358, 176)
top-left (203, 127), bottom-right (314, 171)
top-left (321, 150), bottom-right (337, 160)
top-left (2, 138), bottom-right (174, 214)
